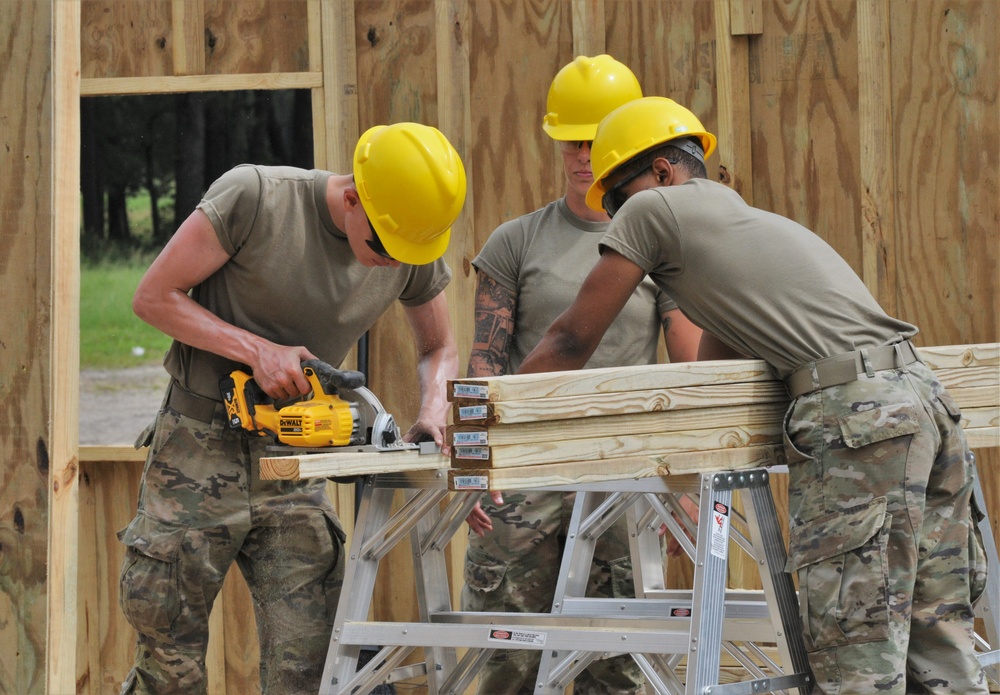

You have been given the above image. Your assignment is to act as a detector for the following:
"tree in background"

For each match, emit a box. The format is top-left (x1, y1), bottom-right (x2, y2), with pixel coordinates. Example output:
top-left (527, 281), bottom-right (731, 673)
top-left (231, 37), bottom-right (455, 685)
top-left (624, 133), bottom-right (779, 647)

top-left (81, 89), bottom-right (313, 257)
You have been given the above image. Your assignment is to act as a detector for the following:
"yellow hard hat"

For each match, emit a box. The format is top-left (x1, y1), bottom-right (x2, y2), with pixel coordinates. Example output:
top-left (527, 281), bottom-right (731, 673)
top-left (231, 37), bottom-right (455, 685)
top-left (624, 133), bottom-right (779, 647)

top-left (586, 97), bottom-right (717, 212)
top-left (353, 123), bottom-right (467, 265)
top-left (542, 54), bottom-right (643, 141)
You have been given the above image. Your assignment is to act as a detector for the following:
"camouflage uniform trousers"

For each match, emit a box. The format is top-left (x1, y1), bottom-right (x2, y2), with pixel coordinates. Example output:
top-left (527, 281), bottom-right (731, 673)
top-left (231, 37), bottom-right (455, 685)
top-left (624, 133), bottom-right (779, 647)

top-left (782, 360), bottom-right (988, 694)
top-left (461, 489), bottom-right (649, 695)
top-left (117, 402), bottom-right (346, 695)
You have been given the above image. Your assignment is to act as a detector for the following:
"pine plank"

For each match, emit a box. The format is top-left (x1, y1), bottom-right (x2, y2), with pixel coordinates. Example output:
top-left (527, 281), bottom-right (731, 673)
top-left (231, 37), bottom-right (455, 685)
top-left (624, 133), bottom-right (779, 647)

top-left (452, 424), bottom-right (783, 469)
top-left (450, 401), bottom-right (789, 448)
top-left (448, 446), bottom-right (785, 491)
top-left (449, 358), bottom-right (778, 403)
top-left (260, 450), bottom-right (449, 480)
top-left (966, 427), bottom-right (1000, 450)
top-left (453, 381), bottom-right (790, 425)
top-left (448, 344), bottom-right (998, 404)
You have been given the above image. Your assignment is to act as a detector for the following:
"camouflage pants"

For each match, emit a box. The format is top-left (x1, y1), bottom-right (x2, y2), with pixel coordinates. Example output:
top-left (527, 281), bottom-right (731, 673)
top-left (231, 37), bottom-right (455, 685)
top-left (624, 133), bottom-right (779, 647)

top-left (783, 361), bottom-right (988, 694)
top-left (461, 490), bottom-right (647, 695)
top-left (117, 403), bottom-right (346, 695)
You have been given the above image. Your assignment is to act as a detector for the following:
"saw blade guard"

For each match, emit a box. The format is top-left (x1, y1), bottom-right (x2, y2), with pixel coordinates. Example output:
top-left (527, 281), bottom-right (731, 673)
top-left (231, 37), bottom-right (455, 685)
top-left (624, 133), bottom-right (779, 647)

top-left (340, 386), bottom-right (408, 450)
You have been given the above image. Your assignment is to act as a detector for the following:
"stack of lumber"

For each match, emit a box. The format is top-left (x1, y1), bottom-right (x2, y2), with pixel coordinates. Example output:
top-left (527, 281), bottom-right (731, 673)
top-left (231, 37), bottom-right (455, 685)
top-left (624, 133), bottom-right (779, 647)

top-left (257, 344), bottom-right (997, 485)
top-left (444, 344), bottom-right (999, 490)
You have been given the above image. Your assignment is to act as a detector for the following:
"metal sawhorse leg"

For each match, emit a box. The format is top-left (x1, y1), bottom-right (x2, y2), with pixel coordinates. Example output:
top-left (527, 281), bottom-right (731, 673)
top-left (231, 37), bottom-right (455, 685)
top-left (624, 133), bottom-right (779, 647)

top-left (535, 469), bottom-right (812, 695)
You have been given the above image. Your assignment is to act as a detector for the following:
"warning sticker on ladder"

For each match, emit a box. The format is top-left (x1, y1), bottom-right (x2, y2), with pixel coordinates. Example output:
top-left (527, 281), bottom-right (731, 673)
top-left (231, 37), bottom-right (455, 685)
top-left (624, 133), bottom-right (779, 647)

top-left (487, 628), bottom-right (546, 647)
top-left (710, 501), bottom-right (730, 559)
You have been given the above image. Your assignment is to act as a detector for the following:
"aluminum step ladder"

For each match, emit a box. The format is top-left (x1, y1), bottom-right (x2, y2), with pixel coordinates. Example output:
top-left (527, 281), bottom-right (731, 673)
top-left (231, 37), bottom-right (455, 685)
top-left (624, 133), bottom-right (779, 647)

top-left (317, 465), bottom-right (999, 695)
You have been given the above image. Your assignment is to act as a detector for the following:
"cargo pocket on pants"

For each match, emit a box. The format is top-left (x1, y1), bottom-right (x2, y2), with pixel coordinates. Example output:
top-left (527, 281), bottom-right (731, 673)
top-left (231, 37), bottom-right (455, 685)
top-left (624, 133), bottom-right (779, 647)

top-left (462, 546), bottom-right (509, 613)
top-left (118, 510), bottom-right (189, 635)
top-left (785, 497), bottom-right (892, 652)
top-left (969, 493), bottom-right (988, 606)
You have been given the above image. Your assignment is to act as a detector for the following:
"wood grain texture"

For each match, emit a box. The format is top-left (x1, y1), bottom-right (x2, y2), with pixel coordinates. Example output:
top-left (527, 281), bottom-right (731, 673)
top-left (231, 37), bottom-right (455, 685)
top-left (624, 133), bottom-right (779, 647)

top-left (448, 445), bottom-right (785, 491)
top-left (77, 462), bottom-right (142, 694)
top-left (51, 1), bottom-right (83, 690)
top-left (260, 449), bottom-right (449, 480)
top-left (450, 401), bottom-right (789, 447)
top-left (453, 423), bottom-right (783, 469)
top-left (204, 0), bottom-right (310, 74)
top-left (80, 0), bottom-right (173, 78)
top-left (171, 0), bottom-right (206, 75)
top-left (890, 2), bottom-right (999, 347)
top-left (80, 71), bottom-right (322, 96)
top-left (449, 345), bottom-right (997, 404)
top-left (606, 0), bottom-right (721, 177)
top-left (0, 1), bottom-right (56, 692)
top-left (857, 0), bottom-right (896, 312)
top-left (749, 0), bottom-right (861, 270)
top-left (356, 0), bottom-right (437, 432)
top-left (450, 358), bottom-right (778, 402)
top-left (453, 381), bottom-right (791, 425)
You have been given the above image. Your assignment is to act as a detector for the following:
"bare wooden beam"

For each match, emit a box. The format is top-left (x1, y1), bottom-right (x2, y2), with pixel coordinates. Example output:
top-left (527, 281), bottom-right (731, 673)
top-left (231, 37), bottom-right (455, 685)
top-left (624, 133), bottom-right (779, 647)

top-left (571, 0), bottom-right (605, 57)
top-left (452, 423), bottom-right (783, 469)
top-left (171, 0), bottom-right (205, 75)
top-left (450, 358), bottom-right (778, 403)
top-left (448, 445), bottom-right (785, 491)
top-left (450, 401), bottom-right (789, 448)
top-left (260, 450), bottom-right (449, 481)
top-left (80, 72), bottom-right (323, 96)
top-left (858, 0), bottom-right (897, 312)
top-left (450, 345), bottom-right (999, 403)
top-left (729, 0), bottom-right (763, 36)
top-left (51, 1), bottom-right (81, 691)
top-left (319, 0), bottom-right (359, 173)
top-left (453, 381), bottom-right (790, 425)
top-left (714, 0), bottom-right (754, 203)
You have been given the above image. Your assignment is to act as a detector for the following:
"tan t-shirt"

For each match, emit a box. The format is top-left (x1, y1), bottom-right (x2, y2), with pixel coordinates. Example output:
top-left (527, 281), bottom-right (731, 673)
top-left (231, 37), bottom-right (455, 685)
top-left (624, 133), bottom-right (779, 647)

top-left (163, 164), bottom-right (452, 400)
top-left (600, 178), bottom-right (916, 378)
top-left (473, 197), bottom-right (677, 373)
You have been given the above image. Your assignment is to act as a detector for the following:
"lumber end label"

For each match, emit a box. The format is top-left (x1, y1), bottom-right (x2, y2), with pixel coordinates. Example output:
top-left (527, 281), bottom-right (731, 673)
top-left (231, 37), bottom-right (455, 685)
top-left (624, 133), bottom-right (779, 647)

top-left (450, 474), bottom-right (490, 490)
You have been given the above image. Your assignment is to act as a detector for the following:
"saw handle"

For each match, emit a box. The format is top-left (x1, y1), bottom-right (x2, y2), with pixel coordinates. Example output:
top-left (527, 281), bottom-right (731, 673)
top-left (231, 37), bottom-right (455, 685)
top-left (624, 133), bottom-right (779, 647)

top-left (301, 359), bottom-right (366, 396)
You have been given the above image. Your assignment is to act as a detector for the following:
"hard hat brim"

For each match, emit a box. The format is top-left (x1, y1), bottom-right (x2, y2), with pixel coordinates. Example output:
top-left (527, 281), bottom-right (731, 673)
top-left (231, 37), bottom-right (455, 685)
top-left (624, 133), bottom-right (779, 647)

top-left (585, 180), bottom-right (607, 213)
top-left (379, 225), bottom-right (451, 266)
top-left (543, 122), bottom-right (599, 143)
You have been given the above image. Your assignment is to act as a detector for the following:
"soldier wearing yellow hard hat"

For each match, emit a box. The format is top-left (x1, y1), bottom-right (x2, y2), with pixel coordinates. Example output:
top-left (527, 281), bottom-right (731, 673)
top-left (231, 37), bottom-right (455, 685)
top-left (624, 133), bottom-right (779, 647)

top-left (518, 95), bottom-right (989, 695)
top-left (122, 122), bottom-right (465, 693)
top-left (460, 61), bottom-right (701, 695)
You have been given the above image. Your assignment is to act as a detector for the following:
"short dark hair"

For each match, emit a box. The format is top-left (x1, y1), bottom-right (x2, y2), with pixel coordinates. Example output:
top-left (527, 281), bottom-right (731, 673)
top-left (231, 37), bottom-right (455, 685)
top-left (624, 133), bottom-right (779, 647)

top-left (608, 137), bottom-right (708, 183)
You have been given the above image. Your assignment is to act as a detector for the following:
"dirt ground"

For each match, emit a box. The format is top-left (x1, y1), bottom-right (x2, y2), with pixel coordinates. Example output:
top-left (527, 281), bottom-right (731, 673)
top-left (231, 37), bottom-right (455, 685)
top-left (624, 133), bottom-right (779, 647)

top-left (79, 364), bottom-right (171, 446)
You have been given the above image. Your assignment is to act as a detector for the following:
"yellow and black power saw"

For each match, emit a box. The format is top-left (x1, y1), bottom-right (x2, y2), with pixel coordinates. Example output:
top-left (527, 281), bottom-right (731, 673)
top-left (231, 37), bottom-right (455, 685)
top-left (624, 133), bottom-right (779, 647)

top-left (219, 359), bottom-right (416, 452)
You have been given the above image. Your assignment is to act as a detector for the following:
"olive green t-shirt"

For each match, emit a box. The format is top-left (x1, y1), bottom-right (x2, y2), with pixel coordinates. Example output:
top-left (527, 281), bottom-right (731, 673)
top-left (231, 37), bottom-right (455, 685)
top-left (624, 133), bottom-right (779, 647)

top-left (600, 178), bottom-right (916, 378)
top-left (474, 197), bottom-right (677, 373)
top-left (163, 164), bottom-right (452, 400)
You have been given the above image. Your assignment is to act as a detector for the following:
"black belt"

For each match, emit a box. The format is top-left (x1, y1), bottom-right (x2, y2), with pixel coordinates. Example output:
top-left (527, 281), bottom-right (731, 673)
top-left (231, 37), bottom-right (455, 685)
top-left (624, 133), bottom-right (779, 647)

top-left (784, 341), bottom-right (921, 399)
top-left (165, 379), bottom-right (222, 424)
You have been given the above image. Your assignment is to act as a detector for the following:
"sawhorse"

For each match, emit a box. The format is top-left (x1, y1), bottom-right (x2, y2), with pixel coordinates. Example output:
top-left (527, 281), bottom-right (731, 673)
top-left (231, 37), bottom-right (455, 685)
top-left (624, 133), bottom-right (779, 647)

top-left (320, 468), bottom-right (814, 694)
top-left (317, 465), bottom-right (999, 694)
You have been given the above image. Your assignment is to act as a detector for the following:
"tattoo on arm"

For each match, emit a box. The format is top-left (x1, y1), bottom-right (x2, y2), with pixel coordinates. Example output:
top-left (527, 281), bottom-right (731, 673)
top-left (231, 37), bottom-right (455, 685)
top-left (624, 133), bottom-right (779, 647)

top-left (467, 273), bottom-right (516, 377)
top-left (660, 313), bottom-right (672, 338)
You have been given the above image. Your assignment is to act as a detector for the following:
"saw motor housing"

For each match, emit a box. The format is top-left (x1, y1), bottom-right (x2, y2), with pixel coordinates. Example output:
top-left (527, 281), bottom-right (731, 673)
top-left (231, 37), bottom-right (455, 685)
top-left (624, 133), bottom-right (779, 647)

top-left (221, 365), bottom-right (363, 447)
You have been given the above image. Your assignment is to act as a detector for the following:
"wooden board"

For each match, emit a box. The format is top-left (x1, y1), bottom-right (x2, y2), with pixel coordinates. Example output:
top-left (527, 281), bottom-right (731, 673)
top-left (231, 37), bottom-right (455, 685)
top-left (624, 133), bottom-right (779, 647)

top-left (448, 345), bottom-right (998, 404)
top-left (452, 381), bottom-right (790, 425)
top-left (450, 401), bottom-right (789, 448)
top-left (260, 449), bottom-right (450, 480)
top-left (453, 423), bottom-right (783, 470)
top-left (448, 445), bottom-right (787, 491)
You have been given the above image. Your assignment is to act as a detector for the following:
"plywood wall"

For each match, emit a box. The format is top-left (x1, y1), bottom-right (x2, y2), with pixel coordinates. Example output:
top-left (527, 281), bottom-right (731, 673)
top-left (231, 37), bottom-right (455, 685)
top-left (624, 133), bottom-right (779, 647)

top-left (0, 1), bottom-right (996, 693)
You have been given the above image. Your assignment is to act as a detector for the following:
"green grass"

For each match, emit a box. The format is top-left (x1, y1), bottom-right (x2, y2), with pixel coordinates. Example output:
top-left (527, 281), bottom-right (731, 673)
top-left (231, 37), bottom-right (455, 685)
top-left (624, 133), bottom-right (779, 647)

top-left (80, 262), bottom-right (173, 369)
